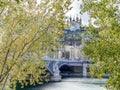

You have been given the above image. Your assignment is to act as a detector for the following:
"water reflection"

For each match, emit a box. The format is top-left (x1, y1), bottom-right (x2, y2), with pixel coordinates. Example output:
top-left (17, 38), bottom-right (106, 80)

top-left (21, 78), bottom-right (107, 90)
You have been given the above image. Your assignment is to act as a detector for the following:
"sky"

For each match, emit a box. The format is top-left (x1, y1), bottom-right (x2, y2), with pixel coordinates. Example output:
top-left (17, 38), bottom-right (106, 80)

top-left (66, 0), bottom-right (89, 26)
top-left (37, 0), bottom-right (89, 26)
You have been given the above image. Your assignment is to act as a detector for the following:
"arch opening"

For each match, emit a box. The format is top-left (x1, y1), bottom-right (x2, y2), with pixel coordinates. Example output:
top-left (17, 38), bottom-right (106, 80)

top-left (59, 64), bottom-right (83, 77)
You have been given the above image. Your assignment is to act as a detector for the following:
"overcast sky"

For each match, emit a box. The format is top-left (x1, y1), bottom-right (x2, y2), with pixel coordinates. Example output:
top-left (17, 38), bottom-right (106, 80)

top-left (66, 0), bottom-right (89, 26)
top-left (37, 0), bottom-right (89, 26)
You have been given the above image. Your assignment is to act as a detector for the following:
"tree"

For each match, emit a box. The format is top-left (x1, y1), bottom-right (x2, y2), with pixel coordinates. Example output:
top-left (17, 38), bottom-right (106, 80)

top-left (0, 0), bottom-right (71, 89)
top-left (81, 0), bottom-right (120, 90)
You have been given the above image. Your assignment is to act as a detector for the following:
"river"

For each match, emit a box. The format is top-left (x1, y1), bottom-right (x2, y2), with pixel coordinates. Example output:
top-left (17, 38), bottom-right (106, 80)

top-left (20, 77), bottom-right (107, 90)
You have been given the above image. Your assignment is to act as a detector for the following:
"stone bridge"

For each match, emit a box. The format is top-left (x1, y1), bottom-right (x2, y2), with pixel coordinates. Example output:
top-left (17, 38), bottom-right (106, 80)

top-left (44, 57), bottom-right (90, 81)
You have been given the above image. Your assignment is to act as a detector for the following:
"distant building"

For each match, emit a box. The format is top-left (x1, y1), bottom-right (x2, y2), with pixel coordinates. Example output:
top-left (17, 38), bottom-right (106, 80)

top-left (55, 17), bottom-right (87, 60)
top-left (46, 17), bottom-right (88, 60)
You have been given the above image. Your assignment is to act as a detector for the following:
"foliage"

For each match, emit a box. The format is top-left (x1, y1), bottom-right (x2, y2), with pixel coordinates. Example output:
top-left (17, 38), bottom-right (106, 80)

top-left (0, 0), bottom-right (71, 90)
top-left (82, 0), bottom-right (120, 90)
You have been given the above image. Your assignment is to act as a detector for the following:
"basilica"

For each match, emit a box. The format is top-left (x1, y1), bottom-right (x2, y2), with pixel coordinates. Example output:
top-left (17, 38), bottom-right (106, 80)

top-left (52, 17), bottom-right (87, 60)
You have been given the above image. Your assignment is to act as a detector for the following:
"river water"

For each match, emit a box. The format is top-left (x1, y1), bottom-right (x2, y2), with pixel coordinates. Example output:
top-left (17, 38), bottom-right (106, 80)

top-left (21, 78), bottom-right (107, 90)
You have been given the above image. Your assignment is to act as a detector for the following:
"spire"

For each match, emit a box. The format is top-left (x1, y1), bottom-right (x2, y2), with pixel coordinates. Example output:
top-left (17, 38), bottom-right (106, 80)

top-left (70, 16), bottom-right (72, 22)
top-left (79, 17), bottom-right (82, 25)
top-left (76, 15), bottom-right (79, 22)
top-left (66, 18), bottom-right (69, 27)
top-left (73, 16), bottom-right (75, 21)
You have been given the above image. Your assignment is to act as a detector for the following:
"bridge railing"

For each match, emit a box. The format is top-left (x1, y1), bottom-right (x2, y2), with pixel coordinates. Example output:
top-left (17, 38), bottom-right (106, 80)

top-left (43, 57), bottom-right (89, 62)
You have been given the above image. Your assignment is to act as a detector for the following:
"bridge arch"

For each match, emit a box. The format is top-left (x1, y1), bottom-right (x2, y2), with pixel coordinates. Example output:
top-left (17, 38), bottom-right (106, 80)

top-left (46, 67), bottom-right (54, 75)
top-left (59, 63), bottom-right (73, 76)
top-left (58, 62), bottom-right (83, 77)
top-left (58, 63), bottom-right (68, 69)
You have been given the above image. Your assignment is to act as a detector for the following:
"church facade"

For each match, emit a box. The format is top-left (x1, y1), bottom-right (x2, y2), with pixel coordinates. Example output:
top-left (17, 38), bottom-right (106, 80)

top-left (53, 17), bottom-right (87, 60)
